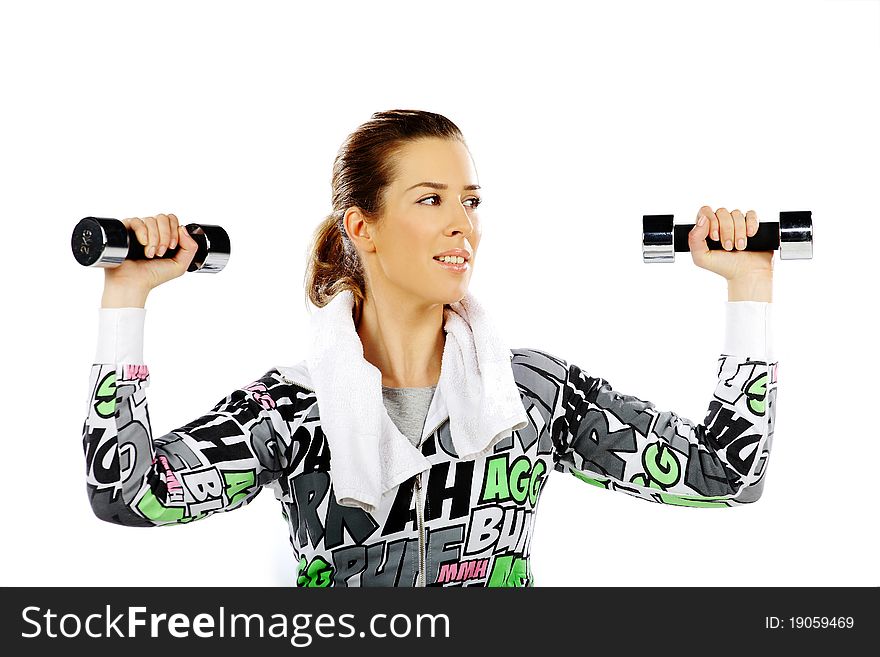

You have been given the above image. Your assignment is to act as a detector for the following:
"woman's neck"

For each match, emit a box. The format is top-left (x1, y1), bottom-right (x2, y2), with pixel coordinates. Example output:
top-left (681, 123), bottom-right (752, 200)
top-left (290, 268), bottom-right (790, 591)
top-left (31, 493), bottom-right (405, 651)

top-left (356, 290), bottom-right (445, 388)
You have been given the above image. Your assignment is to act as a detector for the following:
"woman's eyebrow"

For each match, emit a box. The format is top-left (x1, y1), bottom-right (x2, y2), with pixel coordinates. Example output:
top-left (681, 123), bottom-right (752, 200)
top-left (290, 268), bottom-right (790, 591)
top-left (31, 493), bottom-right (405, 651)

top-left (405, 181), bottom-right (481, 191)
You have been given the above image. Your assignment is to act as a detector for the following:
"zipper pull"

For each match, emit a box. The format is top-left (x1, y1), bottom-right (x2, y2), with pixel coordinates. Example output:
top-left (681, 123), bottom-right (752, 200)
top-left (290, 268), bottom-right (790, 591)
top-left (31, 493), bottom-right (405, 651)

top-left (414, 474), bottom-right (422, 490)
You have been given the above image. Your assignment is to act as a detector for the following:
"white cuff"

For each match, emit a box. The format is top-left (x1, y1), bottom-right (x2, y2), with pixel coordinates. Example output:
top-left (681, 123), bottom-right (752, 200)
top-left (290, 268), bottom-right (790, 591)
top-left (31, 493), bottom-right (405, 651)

top-left (723, 301), bottom-right (774, 361)
top-left (95, 307), bottom-right (146, 363)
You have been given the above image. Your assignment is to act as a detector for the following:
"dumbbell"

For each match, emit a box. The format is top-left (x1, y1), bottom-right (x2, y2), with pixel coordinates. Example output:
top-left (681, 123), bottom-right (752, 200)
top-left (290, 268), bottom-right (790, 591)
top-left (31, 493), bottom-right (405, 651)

top-left (71, 217), bottom-right (231, 273)
top-left (642, 210), bottom-right (813, 263)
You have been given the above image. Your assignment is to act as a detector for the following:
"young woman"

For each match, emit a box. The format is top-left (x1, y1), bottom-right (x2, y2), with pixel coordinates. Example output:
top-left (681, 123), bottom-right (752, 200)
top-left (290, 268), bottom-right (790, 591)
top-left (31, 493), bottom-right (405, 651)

top-left (82, 109), bottom-right (777, 587)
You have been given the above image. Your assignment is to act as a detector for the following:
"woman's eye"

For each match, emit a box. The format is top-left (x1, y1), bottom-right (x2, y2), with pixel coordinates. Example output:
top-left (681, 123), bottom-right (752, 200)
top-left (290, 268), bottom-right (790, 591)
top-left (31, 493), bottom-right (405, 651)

top-left (418, 195), bottom-right (482, 208)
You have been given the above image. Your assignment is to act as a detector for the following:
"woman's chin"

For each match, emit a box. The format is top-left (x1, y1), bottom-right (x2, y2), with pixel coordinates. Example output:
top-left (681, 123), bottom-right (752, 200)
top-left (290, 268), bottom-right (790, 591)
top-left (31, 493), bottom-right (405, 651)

top-left (442, 287), bottom-right (470, 305)
top-left (420, 288), bottom-right (468, 307)
top-left (413, 273), bottom-right (471, 305)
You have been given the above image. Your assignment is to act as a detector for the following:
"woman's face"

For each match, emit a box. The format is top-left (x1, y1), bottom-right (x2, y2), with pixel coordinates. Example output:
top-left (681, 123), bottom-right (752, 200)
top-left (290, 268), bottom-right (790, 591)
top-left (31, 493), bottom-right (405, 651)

top-left (350, 137), bottom-right (482, 308)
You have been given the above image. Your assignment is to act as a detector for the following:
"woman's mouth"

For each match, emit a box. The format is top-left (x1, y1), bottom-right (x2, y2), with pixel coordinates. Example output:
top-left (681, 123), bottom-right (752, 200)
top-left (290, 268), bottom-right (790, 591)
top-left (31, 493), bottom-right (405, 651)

top-left (432, 255), bottom-right (469, 272)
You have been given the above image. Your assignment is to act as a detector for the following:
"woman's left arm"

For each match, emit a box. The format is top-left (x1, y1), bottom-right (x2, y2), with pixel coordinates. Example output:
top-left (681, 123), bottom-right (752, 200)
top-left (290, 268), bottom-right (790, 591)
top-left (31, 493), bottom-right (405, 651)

top-left (550, 301), bottom-right (776, 507)
top-left (550, 207), bottom-right (778, 506)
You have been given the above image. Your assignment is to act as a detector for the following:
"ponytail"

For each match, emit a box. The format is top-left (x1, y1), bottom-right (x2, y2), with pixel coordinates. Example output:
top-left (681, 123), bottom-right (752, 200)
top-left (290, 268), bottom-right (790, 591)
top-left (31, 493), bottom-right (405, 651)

top-left (304, 210), bottom-right (367, 325)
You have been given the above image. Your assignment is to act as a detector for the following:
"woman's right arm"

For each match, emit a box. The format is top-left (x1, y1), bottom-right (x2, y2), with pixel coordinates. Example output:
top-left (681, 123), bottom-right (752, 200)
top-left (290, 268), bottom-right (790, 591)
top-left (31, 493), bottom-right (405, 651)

top-left (83, 307), bottom-right (296, 526)
top-left (83, 213), bottom-right (298, 526)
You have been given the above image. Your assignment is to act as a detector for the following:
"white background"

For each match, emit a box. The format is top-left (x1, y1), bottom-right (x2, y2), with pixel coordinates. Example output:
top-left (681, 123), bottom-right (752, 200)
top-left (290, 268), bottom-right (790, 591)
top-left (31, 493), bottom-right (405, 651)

top-left (1, 0), bottom-right (877, 587)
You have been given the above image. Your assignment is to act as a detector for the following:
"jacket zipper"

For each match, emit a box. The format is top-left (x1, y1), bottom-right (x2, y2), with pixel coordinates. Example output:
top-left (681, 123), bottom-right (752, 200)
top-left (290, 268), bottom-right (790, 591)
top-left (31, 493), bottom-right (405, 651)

top-left (423, 416), bottom-right (446, 440)
top-left (413, 414), bottom-right (447, 588)
top-left (278, 373), bottom-right (316, 392)
top-left (285, 366), bottom-right (442, 588)
top-left (413, 472), bottom-right (426, 587)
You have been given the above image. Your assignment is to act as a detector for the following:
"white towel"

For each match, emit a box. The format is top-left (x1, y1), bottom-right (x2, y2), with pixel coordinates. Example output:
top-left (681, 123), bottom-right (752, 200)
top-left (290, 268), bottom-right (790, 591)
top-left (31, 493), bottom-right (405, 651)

top-left (306, 289), bottom-right (528, 514)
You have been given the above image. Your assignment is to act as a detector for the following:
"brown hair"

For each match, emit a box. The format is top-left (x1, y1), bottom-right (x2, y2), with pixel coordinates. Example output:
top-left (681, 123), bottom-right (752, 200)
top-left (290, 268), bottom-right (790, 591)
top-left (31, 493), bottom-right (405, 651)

top-left (304, 109), bottom-right (467, 325)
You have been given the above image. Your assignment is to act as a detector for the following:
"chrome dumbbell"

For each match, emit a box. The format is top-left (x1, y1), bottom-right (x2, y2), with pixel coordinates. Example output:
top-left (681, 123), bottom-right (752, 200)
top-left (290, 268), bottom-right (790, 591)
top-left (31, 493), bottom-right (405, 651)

top-left (642, 211), bottom-right (813, 263)
top-left (71, 217), bottom-right (231, 273)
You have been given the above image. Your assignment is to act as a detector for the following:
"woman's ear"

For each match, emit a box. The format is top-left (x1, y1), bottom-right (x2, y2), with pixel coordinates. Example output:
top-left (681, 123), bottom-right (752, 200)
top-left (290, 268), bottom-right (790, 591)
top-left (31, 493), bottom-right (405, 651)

top-left (344, 207), bottom-right (377, 254)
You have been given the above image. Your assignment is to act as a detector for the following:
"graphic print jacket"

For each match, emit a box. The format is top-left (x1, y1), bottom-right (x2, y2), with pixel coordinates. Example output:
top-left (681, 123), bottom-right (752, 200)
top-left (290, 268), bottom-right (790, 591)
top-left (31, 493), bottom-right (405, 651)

top-left (82, 302), bottom-right (778, 587)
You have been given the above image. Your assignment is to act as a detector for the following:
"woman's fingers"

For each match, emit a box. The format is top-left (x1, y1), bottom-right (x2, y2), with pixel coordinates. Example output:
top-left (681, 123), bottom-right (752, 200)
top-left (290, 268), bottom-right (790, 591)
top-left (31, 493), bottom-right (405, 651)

top-left (690, 205), bottom-right (772, 280)
top-left (709, 210), bottom-right (720, 242)
top-left (731, 209), bottom-right (747, 250)
top-left (716, 207), bottom-right (733, 250)
top-left (155, 213), bottom-right (172, 257)
top-left (142, 215), bottom-right (159, 258)
top-left (127, 217), bottom-right (149, 250)
top-left (134, 214), bottom-right (183, 258)
top-left (697, 206), bottom-right (760, 251)
top-left (698, 205), bottom-right (717, 243)
top-left (746, 210), bottom-right (759, 238)
top-left (168, 213), bottom-right (180, 250)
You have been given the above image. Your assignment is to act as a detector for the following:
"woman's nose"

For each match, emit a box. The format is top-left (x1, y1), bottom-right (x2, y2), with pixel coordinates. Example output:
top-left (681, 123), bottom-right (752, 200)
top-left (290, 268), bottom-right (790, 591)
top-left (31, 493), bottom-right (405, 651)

top-left (448, 203), bottom-right (475, 236)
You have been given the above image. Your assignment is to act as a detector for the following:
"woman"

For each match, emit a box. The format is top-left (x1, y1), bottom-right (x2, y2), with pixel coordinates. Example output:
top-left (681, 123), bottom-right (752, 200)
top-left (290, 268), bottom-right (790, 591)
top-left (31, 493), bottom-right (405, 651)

top-left (83, 109), bottom-right (777, 587)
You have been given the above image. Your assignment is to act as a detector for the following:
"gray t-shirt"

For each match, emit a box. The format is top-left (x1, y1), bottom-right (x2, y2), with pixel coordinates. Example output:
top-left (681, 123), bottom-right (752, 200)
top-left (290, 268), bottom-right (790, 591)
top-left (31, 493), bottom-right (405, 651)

top-left (381, 384), bottom-right (437, 449)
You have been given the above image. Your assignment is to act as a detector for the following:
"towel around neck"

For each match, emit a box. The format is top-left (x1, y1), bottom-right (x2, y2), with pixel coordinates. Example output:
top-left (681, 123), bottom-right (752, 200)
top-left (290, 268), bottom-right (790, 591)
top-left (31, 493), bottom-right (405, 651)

top-left (306, 289), bottom-right (529, 514)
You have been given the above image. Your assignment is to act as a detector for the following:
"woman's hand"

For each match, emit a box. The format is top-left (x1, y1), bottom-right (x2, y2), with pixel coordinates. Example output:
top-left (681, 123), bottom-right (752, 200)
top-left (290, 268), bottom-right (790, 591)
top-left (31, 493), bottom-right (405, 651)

top-left (688, 206), bottom-right (774, 281)
top-left (101, 213), bottom-right (200, 308)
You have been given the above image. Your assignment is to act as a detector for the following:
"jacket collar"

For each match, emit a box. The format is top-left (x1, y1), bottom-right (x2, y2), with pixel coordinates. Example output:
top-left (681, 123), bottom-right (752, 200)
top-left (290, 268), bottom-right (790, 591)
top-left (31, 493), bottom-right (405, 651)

top-left (282, 289), bottom-right (527, 515)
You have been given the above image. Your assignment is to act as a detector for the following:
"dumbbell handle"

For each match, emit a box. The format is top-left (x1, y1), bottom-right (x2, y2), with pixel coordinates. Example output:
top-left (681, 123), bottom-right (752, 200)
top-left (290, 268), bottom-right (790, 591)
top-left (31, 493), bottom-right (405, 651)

top-left (71, 217), bottom-right (230, 273)
top-left (672, 221), bottom-right (779, 252)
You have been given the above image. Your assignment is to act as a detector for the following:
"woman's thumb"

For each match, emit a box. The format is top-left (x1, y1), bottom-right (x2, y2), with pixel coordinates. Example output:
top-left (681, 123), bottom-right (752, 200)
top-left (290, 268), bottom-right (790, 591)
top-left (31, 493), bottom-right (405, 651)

top-left (688, 212), bottom-right (711, 263)
top-left (171, 225), bottom-right (199, 269)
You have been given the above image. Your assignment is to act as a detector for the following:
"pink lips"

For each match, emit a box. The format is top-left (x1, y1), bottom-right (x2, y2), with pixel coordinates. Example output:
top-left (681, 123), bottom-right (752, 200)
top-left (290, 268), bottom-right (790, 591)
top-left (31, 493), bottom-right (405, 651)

top-left (433, 248), bottom-right (471, 260)
top-left (433, 257), bottom-right (469, 273)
